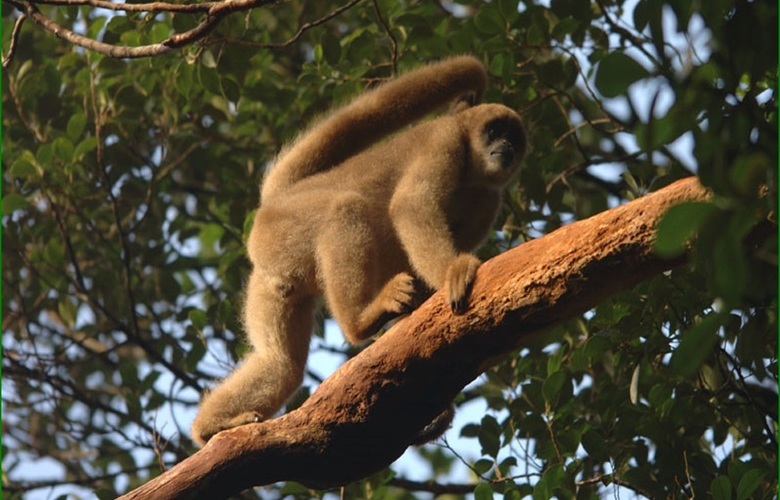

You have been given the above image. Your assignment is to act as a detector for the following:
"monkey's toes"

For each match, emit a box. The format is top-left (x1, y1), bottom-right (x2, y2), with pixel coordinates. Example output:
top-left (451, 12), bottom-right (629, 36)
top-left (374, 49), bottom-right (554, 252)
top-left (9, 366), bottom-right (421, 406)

top-left (387, 272), bottom-right (416, 312)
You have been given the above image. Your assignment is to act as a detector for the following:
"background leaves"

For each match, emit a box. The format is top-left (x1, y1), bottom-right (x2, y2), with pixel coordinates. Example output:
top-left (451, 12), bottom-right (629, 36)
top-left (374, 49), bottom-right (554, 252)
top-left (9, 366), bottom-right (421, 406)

top-left (2, 0), bottom-right (776, 498)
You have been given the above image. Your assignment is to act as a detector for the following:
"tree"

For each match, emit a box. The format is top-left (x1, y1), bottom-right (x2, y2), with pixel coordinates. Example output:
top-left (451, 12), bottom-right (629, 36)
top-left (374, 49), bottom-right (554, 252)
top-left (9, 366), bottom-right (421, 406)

top-left (2, 1), bottom-right (776, 499)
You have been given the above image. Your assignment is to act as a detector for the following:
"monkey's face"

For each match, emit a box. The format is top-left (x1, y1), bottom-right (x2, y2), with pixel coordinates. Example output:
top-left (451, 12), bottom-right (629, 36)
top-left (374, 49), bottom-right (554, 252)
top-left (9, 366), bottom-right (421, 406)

top-left (462, 104), bottom-right (527, 186)
top-left (483, 118), bottom-right (526, 171)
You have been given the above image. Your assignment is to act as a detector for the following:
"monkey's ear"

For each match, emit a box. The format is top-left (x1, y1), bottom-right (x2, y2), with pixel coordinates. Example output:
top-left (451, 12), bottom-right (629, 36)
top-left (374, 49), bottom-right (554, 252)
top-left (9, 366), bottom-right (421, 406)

top-left (449, 92), bottom-right (481, 114)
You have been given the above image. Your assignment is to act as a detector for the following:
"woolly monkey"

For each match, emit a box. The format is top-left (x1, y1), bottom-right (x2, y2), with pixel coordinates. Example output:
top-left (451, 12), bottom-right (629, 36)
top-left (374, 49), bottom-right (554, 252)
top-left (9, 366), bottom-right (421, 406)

top-left (191, 56), bottom-right (527, 446)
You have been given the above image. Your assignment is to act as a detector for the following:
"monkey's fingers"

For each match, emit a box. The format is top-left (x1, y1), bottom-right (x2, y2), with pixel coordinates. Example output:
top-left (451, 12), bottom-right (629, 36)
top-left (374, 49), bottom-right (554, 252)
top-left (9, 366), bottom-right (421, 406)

top-left (444, 254), bottom-right (481, 314)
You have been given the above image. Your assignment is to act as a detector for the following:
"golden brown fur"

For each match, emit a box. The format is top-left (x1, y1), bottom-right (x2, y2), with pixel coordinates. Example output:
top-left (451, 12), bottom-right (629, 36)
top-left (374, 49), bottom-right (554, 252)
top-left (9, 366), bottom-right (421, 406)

top-left (191, 56), bottom-right (527, 446)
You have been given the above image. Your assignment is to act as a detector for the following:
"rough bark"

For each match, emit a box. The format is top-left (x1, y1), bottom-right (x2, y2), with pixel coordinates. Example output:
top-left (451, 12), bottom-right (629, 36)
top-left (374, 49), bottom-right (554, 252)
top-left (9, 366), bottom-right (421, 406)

top-left (119, 177), bottom-right (709, 499)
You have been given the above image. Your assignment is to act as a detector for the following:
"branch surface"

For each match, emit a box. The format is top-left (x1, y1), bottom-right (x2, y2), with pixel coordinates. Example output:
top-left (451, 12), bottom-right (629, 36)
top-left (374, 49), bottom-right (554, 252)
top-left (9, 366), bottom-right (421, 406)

top-left (119, 177), bottom-right (709, 499)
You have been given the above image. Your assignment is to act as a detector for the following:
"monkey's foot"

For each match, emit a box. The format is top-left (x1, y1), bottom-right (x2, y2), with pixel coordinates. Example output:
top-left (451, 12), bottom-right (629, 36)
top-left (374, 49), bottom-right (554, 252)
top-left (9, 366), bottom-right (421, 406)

top-left (191, 410), bottom-right (264, 447)
top-left (411, 405), bottom-right (455, 446)
top-left (379, 272), bottom-right (417, 314)
top-left (226, 411), bottom-right (263, 427)
top-left (343, 273), bottom-right (418, 343)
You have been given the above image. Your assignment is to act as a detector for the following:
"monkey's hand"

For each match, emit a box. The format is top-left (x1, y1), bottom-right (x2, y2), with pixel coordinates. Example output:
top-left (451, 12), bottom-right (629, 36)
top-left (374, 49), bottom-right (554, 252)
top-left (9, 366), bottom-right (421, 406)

top-left (444, 254), bottom-right (481, 314)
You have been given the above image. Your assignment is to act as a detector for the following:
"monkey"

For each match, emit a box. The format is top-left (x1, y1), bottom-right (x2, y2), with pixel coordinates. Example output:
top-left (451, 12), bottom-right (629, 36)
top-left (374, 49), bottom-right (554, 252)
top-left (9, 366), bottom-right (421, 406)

top-left (190, 55), bottom-right (527, 447)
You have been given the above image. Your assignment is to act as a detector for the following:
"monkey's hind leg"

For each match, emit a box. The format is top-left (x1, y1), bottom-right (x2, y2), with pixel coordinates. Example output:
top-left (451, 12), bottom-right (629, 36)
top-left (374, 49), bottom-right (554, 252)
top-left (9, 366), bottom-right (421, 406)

top-left (317, 194), bottom-right (416, 344)
top-left (190, 350), bottom-right (286, 446)
top-left (191, 278), bottom-right (314, 447)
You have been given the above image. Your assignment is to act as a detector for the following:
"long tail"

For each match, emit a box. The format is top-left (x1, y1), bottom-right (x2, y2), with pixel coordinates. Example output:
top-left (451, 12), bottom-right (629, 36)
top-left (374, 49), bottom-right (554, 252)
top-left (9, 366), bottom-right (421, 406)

top-left (260, 55), bottom-right (488, 200)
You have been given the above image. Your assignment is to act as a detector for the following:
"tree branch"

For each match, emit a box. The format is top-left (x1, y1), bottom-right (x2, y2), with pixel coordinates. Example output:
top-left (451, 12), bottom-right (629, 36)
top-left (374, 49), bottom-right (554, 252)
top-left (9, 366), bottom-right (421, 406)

top-left (119, 177), bottom-right (709, 499)
top-left (3, 0), bottom-right (365, 61)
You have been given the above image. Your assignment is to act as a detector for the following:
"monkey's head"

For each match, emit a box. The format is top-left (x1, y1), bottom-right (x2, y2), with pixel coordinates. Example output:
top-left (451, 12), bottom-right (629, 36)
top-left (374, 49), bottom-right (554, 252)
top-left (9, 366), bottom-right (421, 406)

top-left (460, 104), bottom-right (527, 186)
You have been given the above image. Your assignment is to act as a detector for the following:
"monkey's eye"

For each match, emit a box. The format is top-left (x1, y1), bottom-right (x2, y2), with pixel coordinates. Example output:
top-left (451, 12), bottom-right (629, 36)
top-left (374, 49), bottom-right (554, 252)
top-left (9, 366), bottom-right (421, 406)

top-left (486, 126), bottom-right (501, 142)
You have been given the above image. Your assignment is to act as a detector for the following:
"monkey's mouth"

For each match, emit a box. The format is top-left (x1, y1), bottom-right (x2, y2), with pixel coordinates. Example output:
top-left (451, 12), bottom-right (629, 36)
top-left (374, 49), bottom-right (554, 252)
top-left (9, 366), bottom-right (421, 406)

top-left (491, 150), bottom-right (515, 166)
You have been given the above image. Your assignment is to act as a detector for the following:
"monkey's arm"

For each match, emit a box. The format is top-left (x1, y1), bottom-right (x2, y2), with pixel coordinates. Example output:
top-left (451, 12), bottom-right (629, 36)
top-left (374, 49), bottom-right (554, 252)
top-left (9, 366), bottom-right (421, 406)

top-left (389, 141), bottom-right (482, 311)
top-left (261, 56), bottom-right (488, 200)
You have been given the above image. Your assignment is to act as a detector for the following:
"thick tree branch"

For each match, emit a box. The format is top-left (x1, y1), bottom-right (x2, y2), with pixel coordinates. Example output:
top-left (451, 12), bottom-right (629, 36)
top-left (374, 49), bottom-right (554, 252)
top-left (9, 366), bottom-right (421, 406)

top-left (119, 177), bottom-right (709, 499)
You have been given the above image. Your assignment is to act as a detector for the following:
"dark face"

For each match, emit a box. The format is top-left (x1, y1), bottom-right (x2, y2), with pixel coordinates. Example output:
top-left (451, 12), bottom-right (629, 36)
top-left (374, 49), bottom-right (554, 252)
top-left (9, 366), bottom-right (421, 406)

top-left (483, 118), bottom-right (527, 170)
top-left (459, 104), bottom-right (526, 186)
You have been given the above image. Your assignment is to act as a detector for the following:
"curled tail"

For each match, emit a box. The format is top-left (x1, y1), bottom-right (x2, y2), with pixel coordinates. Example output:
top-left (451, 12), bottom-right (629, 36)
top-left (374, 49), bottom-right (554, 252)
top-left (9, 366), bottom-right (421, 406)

top-left (261, 55), bottom-right (488, 200)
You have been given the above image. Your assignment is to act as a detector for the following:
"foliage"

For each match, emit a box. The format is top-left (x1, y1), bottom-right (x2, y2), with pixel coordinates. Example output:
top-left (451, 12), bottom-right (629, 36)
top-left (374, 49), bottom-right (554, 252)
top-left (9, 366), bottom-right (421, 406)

top-left (2, 0), bottom-right (776, 498)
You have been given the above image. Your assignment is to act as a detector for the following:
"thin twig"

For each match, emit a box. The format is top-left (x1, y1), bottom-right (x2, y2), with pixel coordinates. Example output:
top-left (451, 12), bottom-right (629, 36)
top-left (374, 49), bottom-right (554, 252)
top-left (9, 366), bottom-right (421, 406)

top-left (220, 0), bottom-right (364, 49)
top-left (2, 13), bottom-right (27, 68)
top-left (5, 0), bottom-right (280, 58)
top-left (372, 0), bottom-right (397, 72)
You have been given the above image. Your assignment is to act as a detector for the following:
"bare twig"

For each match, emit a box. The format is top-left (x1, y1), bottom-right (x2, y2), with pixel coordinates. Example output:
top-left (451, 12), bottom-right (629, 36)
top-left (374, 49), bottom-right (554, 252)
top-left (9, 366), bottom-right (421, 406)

top-left (5, 0), bottom-right (364, 58)
top-left (219, 0), bottom-right (365, 49)
top-left (3, 0), bottom-right (286, 58)
top-left (2, 13), bottom-right (27, 68)
top-left (372, 0), bottom-right (397, 72)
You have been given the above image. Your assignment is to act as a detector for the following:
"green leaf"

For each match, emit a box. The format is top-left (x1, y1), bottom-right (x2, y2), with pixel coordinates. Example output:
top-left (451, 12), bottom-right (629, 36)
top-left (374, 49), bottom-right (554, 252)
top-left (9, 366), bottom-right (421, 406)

top-left (74, 137), bottom-right (98, 159)
top-left (542, 371), bottom-right (566, 405)
top-left (221, 75), bottom-right (241, 104)
top-left (711, 213), bottom-right (753, 304)
top-left (189, 309), bottom-right (208, 330)
top-left (10, 150), bottom-right (41, 178)
top-left (58, 298), bottom-right (77, 326)
top-left (551, 17), bottom-right (580, 40)
top-left (321, 31), bottom-right (341, 66)
top-left (87, 16), bottom-right (107, 39)
top-left (730, 152), bottom-right (769, 197)
top-left (198, 64), bottom-right (222, 96)
top-left (477, 415), bottom-right (501, 458)
top-left (581, 429), bottom-right (609, 462)
top-left (2, 194), bottom-right (29, 215)
top-left (474, 7), bottom-right (504, 35)
top-left (595, 52), bottom-right (650, 97)
top-left (44, 238), bottom-right (65, 267)
top-left (533, 464), bottom-right (566, 499)
top-left (313, 44), bottom-right (323, 63)
top-left (175, 61), bottom-right (194, 97)
top-left (473, 458), bottom-right (493, 475)
top-left (460, 423), bottom-right (480, 438)
top-left (546, 348), bottom-right (564, 375)
top-left (105, 15), bottom-right (133, 35)
top-left (474, 483), bottom-right (494, 500)
top-left (150, 22), bottom-right (170, 43)
top-left (736, 469), bottom-right (765, 500)
top-left (584, 335), bottom-right (611, 358)
top-left (647, 383), bottom-right (672, 408)
top-left (670, 314), bottom-right (721, 378)
top-left (52, 137), bottom-right (75, 162)
top-left (66, 113), bottom-right (87, 140)
top-left (654, 201), bottom-right (717, 257)
top-left (710, 475), bottom-right (733, 500)
top-left (201, 49), bottom-right (218, 69)
top-left (489, 53), bottom-right (507, 77)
